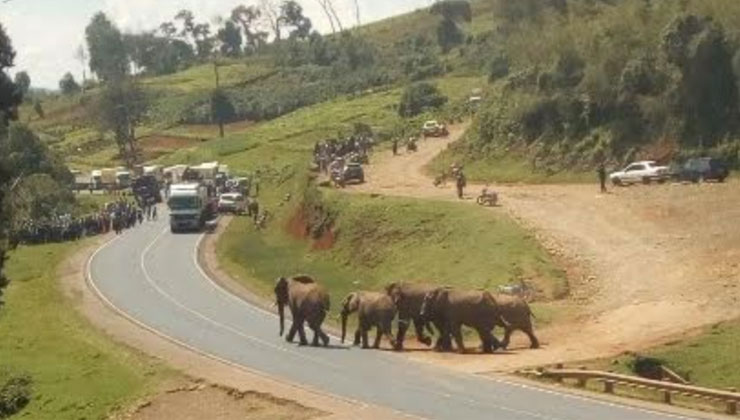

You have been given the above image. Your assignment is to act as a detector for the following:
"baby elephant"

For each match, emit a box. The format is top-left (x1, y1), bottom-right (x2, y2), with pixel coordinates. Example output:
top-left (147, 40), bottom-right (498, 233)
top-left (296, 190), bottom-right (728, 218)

top-left (495, 295), bottom-right (539, 349)
top-left (341, 291), bottom-right (398, 349)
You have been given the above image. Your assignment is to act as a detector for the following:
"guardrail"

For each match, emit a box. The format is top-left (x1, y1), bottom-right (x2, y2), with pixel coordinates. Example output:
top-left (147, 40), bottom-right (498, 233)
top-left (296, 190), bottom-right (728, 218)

top-left (534, 366), bottom-right (740, 415)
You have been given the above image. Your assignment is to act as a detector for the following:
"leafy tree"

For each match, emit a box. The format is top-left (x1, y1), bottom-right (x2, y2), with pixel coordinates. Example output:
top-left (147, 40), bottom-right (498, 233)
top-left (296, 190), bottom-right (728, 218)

top-left (174, 10), bottom-right (196, 39)
top-left (192, 23), bottom-right (215, 59)
top-left (59, 72), bottom-right (81, 95)
top-left (13, 71), bottom-right (30, 97)
top-left (211, 89), bottom-right (235, 138)
top-left (431, 1), bottom-right (471, 53)
top-left (488, 52), bottom-right (510, 82)
top-left (217, 20), bottom-right (243, 57)
top-left (399, 36), bottom-right (444, 81)
top-left (85, 12), bottom-right (129, 81)
top-left (661, 15), bottom-right (738, 146)
top-left (4, 123), bottom-right (72, 183)
top-left (232, 5), bottom-right (268, 53)
top-left (0, 23), bottom-right (21, 126)
top-left (159, 22), bottom-right (177, 39)
top-left (492, 0), bottom-right (567, 23)
top-left (280, 1), bottom-right (312, 40)
top-left (398, 82), bottom-right (448, 117)
top-left (94, 78), bottom-right (148, 167)
top-left (0, 21), bottom-right (20, 307)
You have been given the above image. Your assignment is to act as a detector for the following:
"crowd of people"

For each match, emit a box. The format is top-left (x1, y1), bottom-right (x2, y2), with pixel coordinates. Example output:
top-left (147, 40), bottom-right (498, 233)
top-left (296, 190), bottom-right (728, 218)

top-left (313, 135), bottom-right (374, 175)
top-left (10, 199), bottom-right (157, 246)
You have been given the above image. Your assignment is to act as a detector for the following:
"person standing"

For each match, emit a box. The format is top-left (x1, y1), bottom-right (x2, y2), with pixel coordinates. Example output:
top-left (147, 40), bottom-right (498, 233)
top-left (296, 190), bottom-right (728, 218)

top-left (392, 138), bottom-right (398, 156)
top-left (456, 170), bottom-right (466, 200)
top-left (598, 163), bottom-right (607, 193)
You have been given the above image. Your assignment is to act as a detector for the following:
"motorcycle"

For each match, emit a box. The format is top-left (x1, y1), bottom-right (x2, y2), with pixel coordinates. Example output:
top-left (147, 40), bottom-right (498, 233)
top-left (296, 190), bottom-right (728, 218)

top-left (476, 188), bottom-right (498, 207)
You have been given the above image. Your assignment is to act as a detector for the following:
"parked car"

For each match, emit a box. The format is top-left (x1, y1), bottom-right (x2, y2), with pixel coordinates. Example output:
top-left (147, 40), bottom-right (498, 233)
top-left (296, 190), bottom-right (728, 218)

top-left (422, 120), bottom-right (449, 138)
top-left (217, 193), bottom-right (247, 214)
top-left (674, 157), bottom-right (729, 183)
top-left (610, 161), bottom-right (670, 186)
top-left (342, 163), bottom-right (365, 184)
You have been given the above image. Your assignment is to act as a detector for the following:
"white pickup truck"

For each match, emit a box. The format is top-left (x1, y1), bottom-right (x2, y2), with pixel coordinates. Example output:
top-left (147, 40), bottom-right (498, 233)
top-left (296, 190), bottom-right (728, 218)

top-left (610, 161), bottom-right (670, 186)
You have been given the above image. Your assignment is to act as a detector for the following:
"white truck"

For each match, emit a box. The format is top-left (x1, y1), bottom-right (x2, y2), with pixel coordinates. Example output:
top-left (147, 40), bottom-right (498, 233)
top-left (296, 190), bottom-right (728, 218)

top-left (167, 183), bottom-right (211, 233)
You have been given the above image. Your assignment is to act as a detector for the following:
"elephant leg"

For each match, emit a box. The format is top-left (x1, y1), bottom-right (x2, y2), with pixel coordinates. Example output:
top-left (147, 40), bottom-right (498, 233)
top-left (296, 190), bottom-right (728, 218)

top-left (524, 325), bottom-right (540, 349)
top-left (413, 317), bottom-right (433, 346)
top-left (382, 319), bottom-right (397, 349)
top-left (296, 320), bottom-right (309, 346)
top-left (501, 327), bottom-right (513, 350)
top-left (361, 326), bottom-right (370, 349)
top-left (477, 328), bottom-right (495, 354)
top-left (286, 317), bottom-right (300, 343)
top-left (451, 324), bottom-right (466, 354)
top-left (353, 329), bottom-right (362, 346)
top-left (319, 328), bottom-right (330, 347)
top-left (373, 325), bottom-right (382, 349)
top-left (312, 329), bottom-right (320, 347)
top-left (395, 318), bottom-right (410, 350)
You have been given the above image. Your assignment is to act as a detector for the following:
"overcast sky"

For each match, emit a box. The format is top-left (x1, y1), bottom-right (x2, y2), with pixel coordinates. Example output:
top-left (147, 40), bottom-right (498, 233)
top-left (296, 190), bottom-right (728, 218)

top-left (0, 0), bottom-right (432, 89)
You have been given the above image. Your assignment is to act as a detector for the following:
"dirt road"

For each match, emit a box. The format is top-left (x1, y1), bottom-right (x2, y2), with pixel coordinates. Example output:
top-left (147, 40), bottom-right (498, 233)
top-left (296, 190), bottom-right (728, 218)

top-left (348, 125), bottom-right (740, 372)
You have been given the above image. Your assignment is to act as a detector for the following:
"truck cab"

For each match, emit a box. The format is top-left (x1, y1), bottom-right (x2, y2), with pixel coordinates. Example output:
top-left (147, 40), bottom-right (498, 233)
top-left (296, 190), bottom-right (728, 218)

top-left (168, 183), bottom-right (209, 233)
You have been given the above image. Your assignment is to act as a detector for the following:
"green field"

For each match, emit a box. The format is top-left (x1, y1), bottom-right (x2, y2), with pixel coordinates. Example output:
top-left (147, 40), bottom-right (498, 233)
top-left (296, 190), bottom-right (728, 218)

top-left (217, 191), bottom-right (568, 326)
top-left (0, 242), bottom-right (171, 419)
top-left (587, 321), bottom-right (740, 389)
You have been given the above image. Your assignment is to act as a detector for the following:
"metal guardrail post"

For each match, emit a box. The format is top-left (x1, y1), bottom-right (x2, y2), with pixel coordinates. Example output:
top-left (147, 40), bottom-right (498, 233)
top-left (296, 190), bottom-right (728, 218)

top-left (728, 389), bottom-right (738, 415)
top-left (603, 380), bottom-right (615, 394)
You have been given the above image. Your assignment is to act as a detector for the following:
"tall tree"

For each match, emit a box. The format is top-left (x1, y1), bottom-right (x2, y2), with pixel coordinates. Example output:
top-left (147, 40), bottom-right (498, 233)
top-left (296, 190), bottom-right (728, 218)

top-left (259, 0), bottom-right (282, 41)
top-left (94, 78), bottom-right (148, 168)
top-left (13, 71), bottom-right (30, 97)
top-left (430, 0), bottom-right (471, 53)
top-left (231, 5), bottom-right (267, 52)
top-left (280, 1), bottom-right (312, 40)
top-left (59, 72), bottom-right (81, 95)
top-left (314, 0), bottom-right (343, 33)
top-left (0, 21), bottom-right (23, 307)
top-left (174, 9), bottom-right (196, 39)
top-left (192, 23), bottom-right (215, 59)
top-left (74, 45), bottom-right (88, 91)
top-left (217, 20), bottom-right (243, 57)
top-left (85, 12), bottom-right (129, 81)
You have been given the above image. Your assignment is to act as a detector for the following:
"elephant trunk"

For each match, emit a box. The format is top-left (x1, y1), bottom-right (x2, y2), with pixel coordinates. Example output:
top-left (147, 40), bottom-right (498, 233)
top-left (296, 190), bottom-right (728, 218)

top-left (341, 310), bottom-right (348, 343)
top-left (278, 302), bottom-right (285, 336)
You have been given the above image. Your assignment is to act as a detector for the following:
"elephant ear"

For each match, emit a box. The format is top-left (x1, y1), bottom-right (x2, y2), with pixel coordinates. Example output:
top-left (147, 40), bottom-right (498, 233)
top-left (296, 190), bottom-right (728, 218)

top-left (347, 292), bottom-right (361, 312)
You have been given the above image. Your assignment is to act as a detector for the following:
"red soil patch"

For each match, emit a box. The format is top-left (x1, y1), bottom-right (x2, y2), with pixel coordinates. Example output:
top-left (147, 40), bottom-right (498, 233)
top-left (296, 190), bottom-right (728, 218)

top-left (139, 134), bottom-right (200, 151)
top-left (285, 207), bottom-right (336, 250)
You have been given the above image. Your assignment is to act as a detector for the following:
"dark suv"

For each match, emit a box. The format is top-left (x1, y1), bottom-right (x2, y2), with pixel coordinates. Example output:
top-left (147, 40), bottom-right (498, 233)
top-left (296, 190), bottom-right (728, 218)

top-left (675, 158), bottom-right (729, 183)
top-left (342, 163), bottom-right (365, 184)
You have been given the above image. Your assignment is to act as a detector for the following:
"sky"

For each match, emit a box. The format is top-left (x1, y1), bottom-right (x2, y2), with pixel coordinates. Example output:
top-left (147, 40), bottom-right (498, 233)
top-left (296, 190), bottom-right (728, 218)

top-left (0, 0), bottom-right (432, 89)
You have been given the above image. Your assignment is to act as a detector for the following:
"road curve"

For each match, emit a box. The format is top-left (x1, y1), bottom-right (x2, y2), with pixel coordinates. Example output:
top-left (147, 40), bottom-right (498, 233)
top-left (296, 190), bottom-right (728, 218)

top-left (89, 215), bottom-right (701, 420)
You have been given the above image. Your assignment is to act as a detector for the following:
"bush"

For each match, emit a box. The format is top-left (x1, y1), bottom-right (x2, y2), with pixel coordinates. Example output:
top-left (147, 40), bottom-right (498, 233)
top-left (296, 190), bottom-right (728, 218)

top-left (0, 374), bottom-right (32, 418)
top-left (398, 82), bottom-right (448, 117)
top-left (488, 53), bottom-right (510, 82)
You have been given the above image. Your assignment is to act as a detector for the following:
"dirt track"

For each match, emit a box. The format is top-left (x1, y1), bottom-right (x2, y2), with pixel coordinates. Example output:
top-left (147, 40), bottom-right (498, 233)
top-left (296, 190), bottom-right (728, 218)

top-left (348, 125), bottom-right (740, 372)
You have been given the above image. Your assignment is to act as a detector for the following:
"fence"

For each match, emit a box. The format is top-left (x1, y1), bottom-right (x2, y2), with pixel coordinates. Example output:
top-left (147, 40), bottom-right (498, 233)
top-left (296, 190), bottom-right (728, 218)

top-left (534, 365), bottom-right (740, 415)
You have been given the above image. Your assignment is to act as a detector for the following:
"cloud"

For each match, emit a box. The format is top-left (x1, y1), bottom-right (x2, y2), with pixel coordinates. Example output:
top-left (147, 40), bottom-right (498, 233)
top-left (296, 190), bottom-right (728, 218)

top-left (2, 0), bottom-right (430, 88)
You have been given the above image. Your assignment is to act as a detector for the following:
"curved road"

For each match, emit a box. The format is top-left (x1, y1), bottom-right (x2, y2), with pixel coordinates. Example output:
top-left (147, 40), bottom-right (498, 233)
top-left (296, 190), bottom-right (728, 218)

top-left (89, 215), bottom-right (701, 420)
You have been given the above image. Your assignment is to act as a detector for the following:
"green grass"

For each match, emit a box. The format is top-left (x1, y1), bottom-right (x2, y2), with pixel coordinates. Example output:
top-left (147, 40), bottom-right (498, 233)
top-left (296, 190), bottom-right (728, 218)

top-left (0, 242), bottom-right (172, 419)
top-left (428, 144), bottom-right (593, 184)
top-left (217, 192), bottom-right (568, 324)
top-left (589, 321), bottom-right (740, 389)
top-left (141, 59), bottom-right (274, 93)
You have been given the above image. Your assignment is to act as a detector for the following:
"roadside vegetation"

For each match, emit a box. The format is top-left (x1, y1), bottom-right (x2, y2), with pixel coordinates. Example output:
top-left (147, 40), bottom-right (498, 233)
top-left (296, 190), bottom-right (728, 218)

top-left (0, 242), bottom-right (172, 419)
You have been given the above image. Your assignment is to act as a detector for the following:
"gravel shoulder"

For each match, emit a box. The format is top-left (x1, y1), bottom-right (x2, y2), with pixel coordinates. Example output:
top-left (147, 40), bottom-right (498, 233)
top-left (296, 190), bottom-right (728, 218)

top-left (346, 125), bottom-right (740, 372)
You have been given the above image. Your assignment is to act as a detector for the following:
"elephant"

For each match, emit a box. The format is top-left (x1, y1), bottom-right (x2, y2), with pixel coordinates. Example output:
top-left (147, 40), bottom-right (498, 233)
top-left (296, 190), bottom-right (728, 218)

top-left (420, 287), bottom-right (506, 354)
top-left (340, 291), bottom-right (397, 349)
top-left (384, 282), bottom-right (441, 350)
top-left (494, 295), bottom-right (540, 349)
top-left (274, 275), bottom-right (330, 347)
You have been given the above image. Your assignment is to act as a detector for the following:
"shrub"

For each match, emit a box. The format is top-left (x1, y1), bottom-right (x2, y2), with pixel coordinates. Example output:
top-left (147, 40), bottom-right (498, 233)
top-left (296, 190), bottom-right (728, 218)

top-left (398, 82), bottom-right (448, 117)
top-left (0, 374), bottom-right (32, 418)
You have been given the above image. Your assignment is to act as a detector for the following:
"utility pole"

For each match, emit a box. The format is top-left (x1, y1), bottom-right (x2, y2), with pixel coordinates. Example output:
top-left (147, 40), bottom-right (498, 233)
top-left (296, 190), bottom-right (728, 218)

top-left (213, 59), bottom-right (224, 138)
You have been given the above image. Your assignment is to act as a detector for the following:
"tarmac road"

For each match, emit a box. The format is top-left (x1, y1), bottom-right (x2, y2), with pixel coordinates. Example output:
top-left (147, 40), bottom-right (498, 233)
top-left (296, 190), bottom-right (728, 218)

top-left (89, 215), bottom-right (702, 420)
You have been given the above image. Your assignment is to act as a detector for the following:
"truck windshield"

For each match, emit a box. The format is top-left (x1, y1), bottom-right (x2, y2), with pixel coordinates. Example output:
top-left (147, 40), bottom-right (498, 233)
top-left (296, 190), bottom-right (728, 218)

top-left (168, 196), bottom-right (199, 210)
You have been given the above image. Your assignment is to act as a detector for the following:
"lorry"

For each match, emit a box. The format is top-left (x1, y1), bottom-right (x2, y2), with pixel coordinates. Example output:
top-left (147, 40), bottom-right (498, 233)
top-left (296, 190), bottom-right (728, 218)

top-left (116, 169), bottom-right (132, 189)
top-left (190, 162), bottom-right (220, 185)
top-left (164, 165), bottom-right (189, 185)
top-left (99, 168), bottom-right (118, 190)
top-left (167, 183), bottom-right (212, 233)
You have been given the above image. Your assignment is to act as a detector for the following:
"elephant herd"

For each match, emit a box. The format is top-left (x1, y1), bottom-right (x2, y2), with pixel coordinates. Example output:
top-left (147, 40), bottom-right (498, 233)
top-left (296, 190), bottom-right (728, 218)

top-left (274, 276), bottom-right (540, 353)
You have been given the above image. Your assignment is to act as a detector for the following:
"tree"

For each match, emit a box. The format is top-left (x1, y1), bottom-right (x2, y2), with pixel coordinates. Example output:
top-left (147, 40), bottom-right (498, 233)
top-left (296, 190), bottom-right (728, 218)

top-left (85, 12), bottom-right (129, 81)
top-left (431, 1), bottom-right (472, 53)
top-left (192, 23), bottom-right (215, 59)
top-left (314, 0), bottom-right (343, 33)
top-left (661, 15), bottom-right (738, 146)
top-left (94, 78), bottom-right (148, 167)
top-left (231, 5), bottom-right (267, 53)
top-left (74, 45), bottom-right (88, 91)
top-left (217, 20), bottom-right (242, 57)
top-left (280, 1), bottom-right (312, 40)
top-left (0, 21), bottom-right (21, 307)
top-left (13, 71), bottom-right (30, 97)
top-left (59, 72), bottom-right (81, 95)
top-left (0, 23), bottom-right (22, 126)
top-left (174, 10), bottom-right (196, 39)
top-left (398, 82), bottom-right (448, 117)
top-left (211, 89), bottom-right (235, 138)
top-left (259, 0), bottom-right (282, 41)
